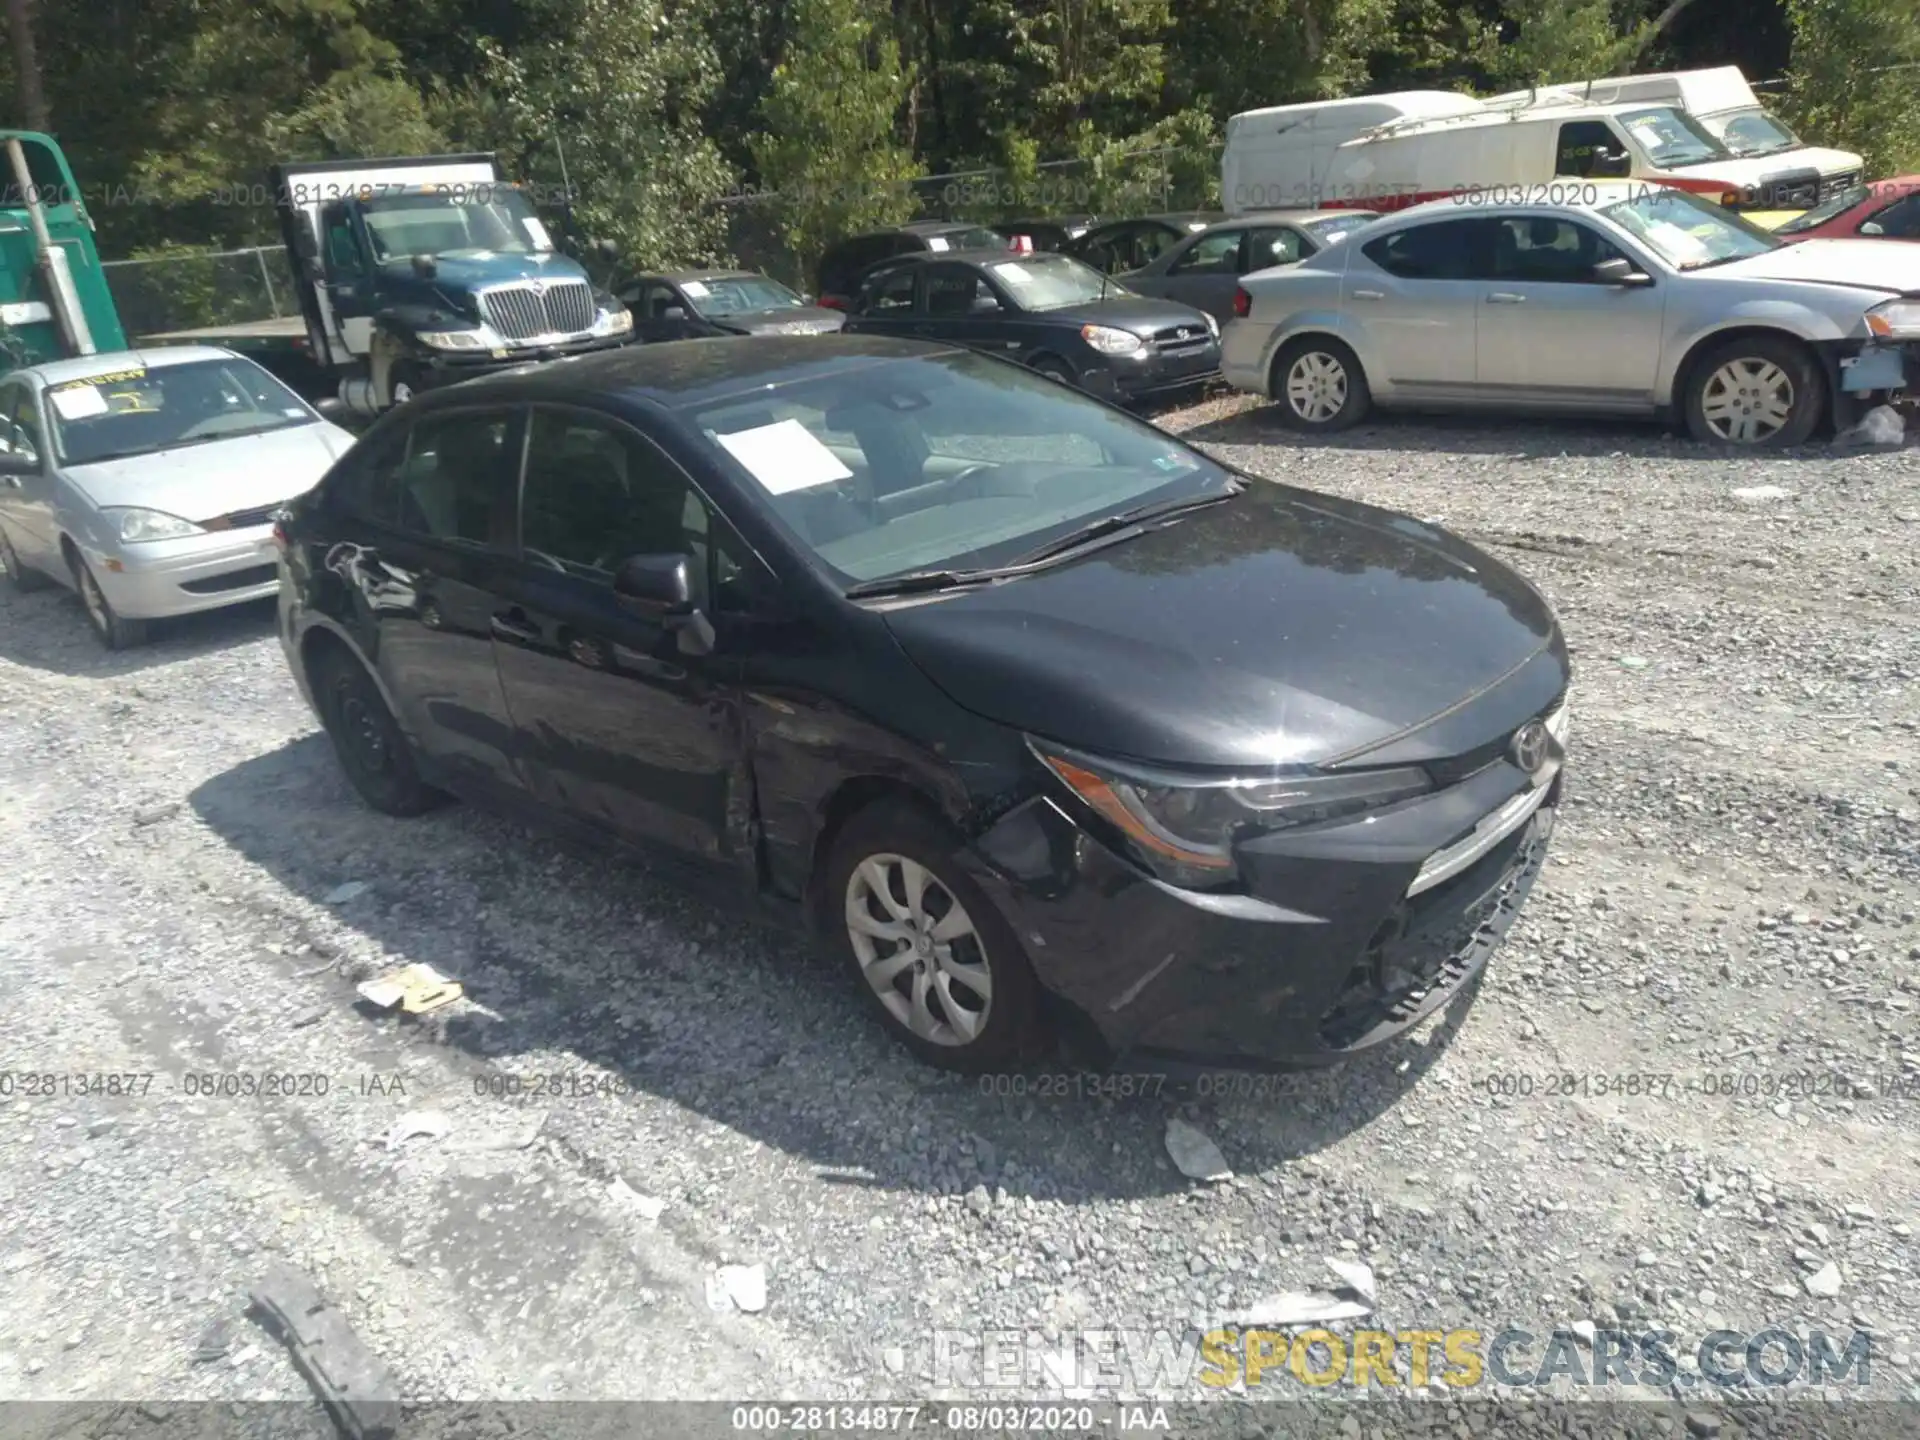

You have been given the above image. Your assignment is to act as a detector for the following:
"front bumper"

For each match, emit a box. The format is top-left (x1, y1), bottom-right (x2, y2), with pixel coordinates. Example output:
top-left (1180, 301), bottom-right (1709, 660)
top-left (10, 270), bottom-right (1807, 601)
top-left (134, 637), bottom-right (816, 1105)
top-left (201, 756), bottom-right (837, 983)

top-left (87, 526), bottom-right (281, 620)
top-left (1082, 341), bottom-right (1223, 403)
top-left (964, 727), bottom-right (1564, 1069)
top-left (414, 331), bottom-right (637, 385)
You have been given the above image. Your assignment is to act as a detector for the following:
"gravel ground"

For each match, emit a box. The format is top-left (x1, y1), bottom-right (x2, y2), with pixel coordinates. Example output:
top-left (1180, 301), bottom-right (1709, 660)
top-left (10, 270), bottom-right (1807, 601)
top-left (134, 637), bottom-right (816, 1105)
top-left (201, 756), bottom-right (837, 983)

top-left (1, 398), bottom-right (1917, 1437)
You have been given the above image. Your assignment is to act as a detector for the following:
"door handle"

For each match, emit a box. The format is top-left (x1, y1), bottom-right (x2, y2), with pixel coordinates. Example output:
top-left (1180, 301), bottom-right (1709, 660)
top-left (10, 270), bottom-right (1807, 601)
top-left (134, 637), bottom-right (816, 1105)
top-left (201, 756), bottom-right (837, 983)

top-left (1486, 292), bottom-right (1527, 304)
top-left (490, 608), bottom-right (541, 643)
top-left (1350, 288), bottom-right (1384, 300)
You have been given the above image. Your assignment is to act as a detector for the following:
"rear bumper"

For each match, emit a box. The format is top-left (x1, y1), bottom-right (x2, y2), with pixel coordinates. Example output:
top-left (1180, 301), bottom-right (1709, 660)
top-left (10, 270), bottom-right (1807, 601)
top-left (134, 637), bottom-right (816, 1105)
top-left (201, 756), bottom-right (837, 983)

top-left (963, 746), bottom-right (1563, 1070)
top-left (87, 527), bottom-right (281, 619)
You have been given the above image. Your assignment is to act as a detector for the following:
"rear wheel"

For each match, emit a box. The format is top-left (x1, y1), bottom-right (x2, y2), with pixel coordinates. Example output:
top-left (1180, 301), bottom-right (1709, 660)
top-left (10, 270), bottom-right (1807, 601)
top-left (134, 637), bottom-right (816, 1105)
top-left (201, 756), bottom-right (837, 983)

top-left (1683, 336), bottom-right (1823, 447)
top-left (1269, 335), bottom-right (1371, 432)
top-left (0, 525), bottom-right (49, 592)
top-left (70, 552), bottom-right (149, 649)
top-left (312, 646), bottom-right (444, 816)
top-left (825, 801), bottom-right (1048, 1072)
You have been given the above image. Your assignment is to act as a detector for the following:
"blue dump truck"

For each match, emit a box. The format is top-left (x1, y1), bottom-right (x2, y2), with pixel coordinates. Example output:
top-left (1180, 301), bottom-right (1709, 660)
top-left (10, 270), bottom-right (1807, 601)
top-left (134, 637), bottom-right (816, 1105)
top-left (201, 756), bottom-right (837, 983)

top-left (0, 130), bottom-right (128, 367)
top-left (141, 153), bottom-right (636, 414)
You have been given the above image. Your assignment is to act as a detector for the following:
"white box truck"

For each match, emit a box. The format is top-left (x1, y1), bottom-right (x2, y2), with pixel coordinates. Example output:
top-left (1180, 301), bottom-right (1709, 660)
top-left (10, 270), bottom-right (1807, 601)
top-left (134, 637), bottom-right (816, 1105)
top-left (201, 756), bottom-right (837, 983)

top-left (1221, 92), bottom-right (1484, 214)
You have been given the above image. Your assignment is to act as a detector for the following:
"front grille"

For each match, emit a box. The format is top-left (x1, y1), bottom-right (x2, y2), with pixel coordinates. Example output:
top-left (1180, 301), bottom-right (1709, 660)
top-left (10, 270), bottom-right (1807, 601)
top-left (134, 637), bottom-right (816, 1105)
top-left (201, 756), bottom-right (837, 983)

top-left (480, 281), bottom-right (596, 340)
top-left (199, 502), bottom-right (286, 532)
top-left (180, 563), bottom-right (277, 595)
top-left (1819, 170), bottom-right (1861, 204)
top-left (1150, 323), bottom-right (1212, 353)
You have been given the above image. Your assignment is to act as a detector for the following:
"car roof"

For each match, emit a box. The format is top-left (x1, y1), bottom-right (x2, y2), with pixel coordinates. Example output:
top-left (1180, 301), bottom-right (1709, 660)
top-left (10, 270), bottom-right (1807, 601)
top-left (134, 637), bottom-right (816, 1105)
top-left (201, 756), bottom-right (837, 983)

top-left (19, 346), bottom-right (240, 386)
top-left (898, 219), bottom-right (1002, 236)
top-left (405, 334), bottom-right (970, 414)
top-left (1204, 208), bottom-right (1377, 228)
top-left (648, 269), bottom-right (764, 285)
top-left (1399, 181), bottom-right (1653, 219)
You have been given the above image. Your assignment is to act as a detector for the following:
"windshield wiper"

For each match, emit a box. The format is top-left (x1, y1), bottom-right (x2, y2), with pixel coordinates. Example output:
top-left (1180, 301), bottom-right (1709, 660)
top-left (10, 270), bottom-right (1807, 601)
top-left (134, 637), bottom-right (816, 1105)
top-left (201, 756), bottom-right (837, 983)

top-left (843, 566), bottom-right (1019, 599)
top-left (1009, 482), bottom-right (1244, 566)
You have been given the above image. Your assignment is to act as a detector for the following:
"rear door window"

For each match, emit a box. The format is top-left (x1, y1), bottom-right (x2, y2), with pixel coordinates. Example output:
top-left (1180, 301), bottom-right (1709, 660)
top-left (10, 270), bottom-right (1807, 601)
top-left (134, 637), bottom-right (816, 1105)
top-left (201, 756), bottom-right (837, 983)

top-left (393, 409), bottom-right (525, 549)
top-left (1361, 219), bottom-right (1486, 279)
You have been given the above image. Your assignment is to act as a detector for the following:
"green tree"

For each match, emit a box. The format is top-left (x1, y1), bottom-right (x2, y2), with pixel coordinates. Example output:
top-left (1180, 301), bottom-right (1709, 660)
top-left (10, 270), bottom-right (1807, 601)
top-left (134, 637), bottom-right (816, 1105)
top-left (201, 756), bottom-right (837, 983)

top-left (750, 0), bottom-right (919, 278)
top-left (1169, 0), bottom-right (1399, 118)
top-left (1781, 0), bottom-right (1920, 172)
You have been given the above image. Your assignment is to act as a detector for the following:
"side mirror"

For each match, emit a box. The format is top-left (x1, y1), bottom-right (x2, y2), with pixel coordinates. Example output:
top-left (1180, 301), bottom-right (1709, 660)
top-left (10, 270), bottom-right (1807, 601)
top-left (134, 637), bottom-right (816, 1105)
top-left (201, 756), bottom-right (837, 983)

top-left (661, 305), bottom-right (688, 321)
top-left (1860, 221), bottom-right (1885, 236)
top-left (0, 448), bottom-right (39, 476)
top-left (969, 294), bottom-right (1000, 314)
top-left (614, 552), bottom-right (692, 610)
top-left (292, 228), bottom-right (318, 262)
top-left (1593, 148), bottom-right (1633, 179)
top-left (411, 254), bottom-right (438, 279)
top-left (1593, 256), bottom-right (1653, 286)
top-left (304, 256), bottom-right (326, 282)
top-left (595, 238), bottom-right (620, 261)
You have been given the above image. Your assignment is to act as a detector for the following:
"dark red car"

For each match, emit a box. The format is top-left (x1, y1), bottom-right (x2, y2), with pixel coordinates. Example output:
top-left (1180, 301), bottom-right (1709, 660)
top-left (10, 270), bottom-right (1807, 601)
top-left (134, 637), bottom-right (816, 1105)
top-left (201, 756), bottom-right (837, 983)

top-left (1775, 176), bottom-right (1920, 243)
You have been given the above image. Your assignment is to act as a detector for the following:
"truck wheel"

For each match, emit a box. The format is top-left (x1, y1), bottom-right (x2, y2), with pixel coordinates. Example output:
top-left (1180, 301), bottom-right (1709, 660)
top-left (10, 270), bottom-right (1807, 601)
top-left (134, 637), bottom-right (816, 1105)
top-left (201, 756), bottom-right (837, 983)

top-left (387, 363), bottom-right (423, 409)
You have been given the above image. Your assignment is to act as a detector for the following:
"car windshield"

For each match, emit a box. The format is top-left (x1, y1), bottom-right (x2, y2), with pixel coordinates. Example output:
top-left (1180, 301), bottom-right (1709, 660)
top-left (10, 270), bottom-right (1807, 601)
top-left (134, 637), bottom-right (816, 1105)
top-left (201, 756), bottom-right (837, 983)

top-left (688, 276), bottom-right (806, 315)
top-left (1306, 212), bottom-right (1379, 243)
top-left (1600, 188), bottom-right (1782, 269)
top-left (1702, 107), bottom-right (1801, 158)
top-left (1618, 106), bottom-right (1730, 169)
top-left (689, 351), bottom-right (1233, 585)
top-left (1774, 183), bottom-right (1872, 234)
top-left (45, 358), bottom-right (317, 467)
top-left (361, 187), bottom-right (553, 260)
top-left (985, 254), bottom-right (1133, 310)
top-left (923, 227), bottom-right (1009, 253)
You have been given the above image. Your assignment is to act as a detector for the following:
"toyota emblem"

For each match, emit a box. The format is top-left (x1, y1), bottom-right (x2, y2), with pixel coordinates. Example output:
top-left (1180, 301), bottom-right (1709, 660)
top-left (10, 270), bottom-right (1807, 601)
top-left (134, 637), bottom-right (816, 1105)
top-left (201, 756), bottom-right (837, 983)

top-left (1508, 720), bottom-right (1551, 776)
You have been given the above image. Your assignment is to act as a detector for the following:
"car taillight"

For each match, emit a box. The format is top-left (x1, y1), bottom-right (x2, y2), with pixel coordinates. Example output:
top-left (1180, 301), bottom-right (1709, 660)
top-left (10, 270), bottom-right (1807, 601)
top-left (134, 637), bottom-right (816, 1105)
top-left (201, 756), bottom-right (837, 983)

top-left (817, 295), bottom-right (846, 310)
top-left (1010, 234), bottom-right (1034, 254)
top-left (1232, 287), bottom-right (1251, 318)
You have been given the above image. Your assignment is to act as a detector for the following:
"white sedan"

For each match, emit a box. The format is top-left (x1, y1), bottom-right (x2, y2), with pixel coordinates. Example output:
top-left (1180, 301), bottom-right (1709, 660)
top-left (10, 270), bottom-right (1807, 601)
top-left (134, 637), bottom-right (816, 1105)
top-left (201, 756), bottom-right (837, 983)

top-left (0, 345), bottom-right (356, 647)
top-left (1221, 183), bottom-right (1920, 447)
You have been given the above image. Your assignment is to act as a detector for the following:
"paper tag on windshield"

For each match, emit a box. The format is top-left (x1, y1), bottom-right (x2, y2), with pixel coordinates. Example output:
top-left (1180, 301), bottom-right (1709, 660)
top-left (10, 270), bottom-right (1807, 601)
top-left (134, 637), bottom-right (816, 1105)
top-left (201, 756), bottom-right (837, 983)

top-left (992, 263), bottom-right (1034, 285)
top-left (50, 385), bottom-right (108, 420)
top-left (521, 216), bottom-right (553, 250)
top-left (926, 236), bottom-right (950, 251)
top-left (714, 419), bottom-right (852, 495)
top-left (680, 280), bottom-right (710, 298)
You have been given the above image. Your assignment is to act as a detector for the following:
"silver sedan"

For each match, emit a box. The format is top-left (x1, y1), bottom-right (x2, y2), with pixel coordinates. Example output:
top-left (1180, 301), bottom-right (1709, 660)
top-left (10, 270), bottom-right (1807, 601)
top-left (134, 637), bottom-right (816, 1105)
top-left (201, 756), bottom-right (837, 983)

top-left (1221, 183), bottom-right (1920, 446)
top-left (0, 345), bottom-right (356, 647)
top-left (1119, 209), bottom-right (1378, 320)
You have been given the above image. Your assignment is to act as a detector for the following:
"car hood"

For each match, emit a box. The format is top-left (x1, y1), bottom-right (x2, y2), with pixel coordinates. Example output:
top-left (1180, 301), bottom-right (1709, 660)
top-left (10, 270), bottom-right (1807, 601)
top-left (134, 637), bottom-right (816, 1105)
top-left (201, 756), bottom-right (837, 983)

top-left (713, 306), bottom-right (847, 335)
top-left (880, 481), bottom-right (1561, 769)
top-left (1030, 294), bottom-right (1216, 336)
top-left (1658, 146), bottom-right (1864, 186)
top-left (378, 249), bottom-right (591, 292)
top-left (63, 421), bottom-right (357, 521)
top-left (1705, 238), bottom-right (1920, 293)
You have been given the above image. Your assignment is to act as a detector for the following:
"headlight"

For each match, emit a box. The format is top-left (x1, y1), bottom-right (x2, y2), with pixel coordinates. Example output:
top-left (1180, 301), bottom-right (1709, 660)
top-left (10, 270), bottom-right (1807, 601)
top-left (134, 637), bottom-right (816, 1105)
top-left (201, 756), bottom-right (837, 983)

top-left (1081, 324), bottom-right (1145, 356)
top-left (1030, 739), bottom-right (1432, 887)
top-left (418, 325), bottom-right (501, 351)
top-left (593, 304), bottom-right (634, 337)
top-left (105, 507), bottom-right (204, 543)
top-left (1864, 299), bottom-right (1920, 338)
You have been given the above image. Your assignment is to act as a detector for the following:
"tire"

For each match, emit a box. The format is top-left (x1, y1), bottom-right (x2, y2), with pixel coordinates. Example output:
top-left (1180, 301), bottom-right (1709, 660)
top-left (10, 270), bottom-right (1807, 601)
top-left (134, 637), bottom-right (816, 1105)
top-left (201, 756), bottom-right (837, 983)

top-left (1031, 355), bottom-right (1079, 389)
top-left (1683, 335), bottom-right (1823, 448)
top-left (824, 800), bottom-right (1049, 1072)
top-left (0, 525), bottom-right (50, 592)
top-left (311, 645), bottom-right (444, 816)
top-left (69, 551), bottom-right (149, 649)
top-left (1269, 335), bottom-right (1371, 432)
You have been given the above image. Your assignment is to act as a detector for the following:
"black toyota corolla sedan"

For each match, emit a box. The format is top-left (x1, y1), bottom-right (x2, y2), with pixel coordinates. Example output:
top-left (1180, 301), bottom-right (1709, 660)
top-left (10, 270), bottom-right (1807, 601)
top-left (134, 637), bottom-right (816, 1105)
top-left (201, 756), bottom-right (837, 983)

top-left (274, 336), bottom-right (1569, 1073)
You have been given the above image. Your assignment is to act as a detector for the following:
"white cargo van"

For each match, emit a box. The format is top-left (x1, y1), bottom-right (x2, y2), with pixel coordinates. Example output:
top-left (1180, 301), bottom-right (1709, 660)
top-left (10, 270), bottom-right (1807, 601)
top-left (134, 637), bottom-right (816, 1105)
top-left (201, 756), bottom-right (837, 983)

top-left (1484, 67), bottom-right (1862, 208)
top-left (1220, 92), bottom-right (1483, 214)
top-left (1222, 90), bottom-right (1860, 218)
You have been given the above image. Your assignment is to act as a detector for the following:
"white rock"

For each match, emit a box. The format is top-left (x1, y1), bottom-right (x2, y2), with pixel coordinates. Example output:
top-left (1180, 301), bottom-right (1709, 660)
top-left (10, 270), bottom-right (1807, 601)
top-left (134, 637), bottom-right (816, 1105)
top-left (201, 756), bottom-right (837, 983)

top-left (607, 1177), bottom-right (666, 1220)
top-left (383, 1110), bottom-right (451, 1149)
top-left (716, 1263), bottom-right (767, 1314)
top-left (1730, 485), bottom-right (1794, 501)
top-left (1164, 1118), bottom-right (1231, 1182)
top-left (1804, 1262), bottom-right (1842, 1298)
top-left (323, 880), bottom-right (370, 904)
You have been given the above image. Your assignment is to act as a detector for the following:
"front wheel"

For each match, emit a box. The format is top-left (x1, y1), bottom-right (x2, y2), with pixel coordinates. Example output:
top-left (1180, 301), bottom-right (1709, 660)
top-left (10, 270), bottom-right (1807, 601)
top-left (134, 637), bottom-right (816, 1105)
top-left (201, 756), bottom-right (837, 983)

top-left (1030, 355), bottom-right (1079, 389)
top-left (70, 553), bottom-right (149, 649)
top-left (1269, 335), bottom-right (1371, 432)
top-left (825, 802), bottom-right (1049, 1072)
top-left (1683, 336), bottom-right (1823, 447)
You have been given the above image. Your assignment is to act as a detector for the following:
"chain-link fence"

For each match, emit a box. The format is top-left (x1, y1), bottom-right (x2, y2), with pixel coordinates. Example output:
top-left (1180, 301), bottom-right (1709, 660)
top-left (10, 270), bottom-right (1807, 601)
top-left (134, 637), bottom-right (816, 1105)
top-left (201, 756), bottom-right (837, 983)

top-left (101, 245), bottom-right (297, 337)
top-left (718, 144), bottom-right (1224, 288)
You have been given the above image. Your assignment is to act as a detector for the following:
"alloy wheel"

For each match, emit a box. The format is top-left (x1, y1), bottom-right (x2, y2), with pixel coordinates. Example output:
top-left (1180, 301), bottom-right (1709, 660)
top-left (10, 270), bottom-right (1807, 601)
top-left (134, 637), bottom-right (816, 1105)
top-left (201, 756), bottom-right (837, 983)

top-left (844, 853), bottom-right (993, 1047)
top-left (1700, 358), bottom-right (1794, 443)
top-left (1286, 350), bottom-right (1348, 423)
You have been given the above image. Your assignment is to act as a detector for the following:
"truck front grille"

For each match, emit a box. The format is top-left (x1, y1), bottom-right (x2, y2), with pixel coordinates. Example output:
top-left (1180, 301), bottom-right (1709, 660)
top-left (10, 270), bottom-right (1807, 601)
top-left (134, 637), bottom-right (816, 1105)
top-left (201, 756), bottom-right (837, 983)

top-left (480, 281), bottom-right (596, 340)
